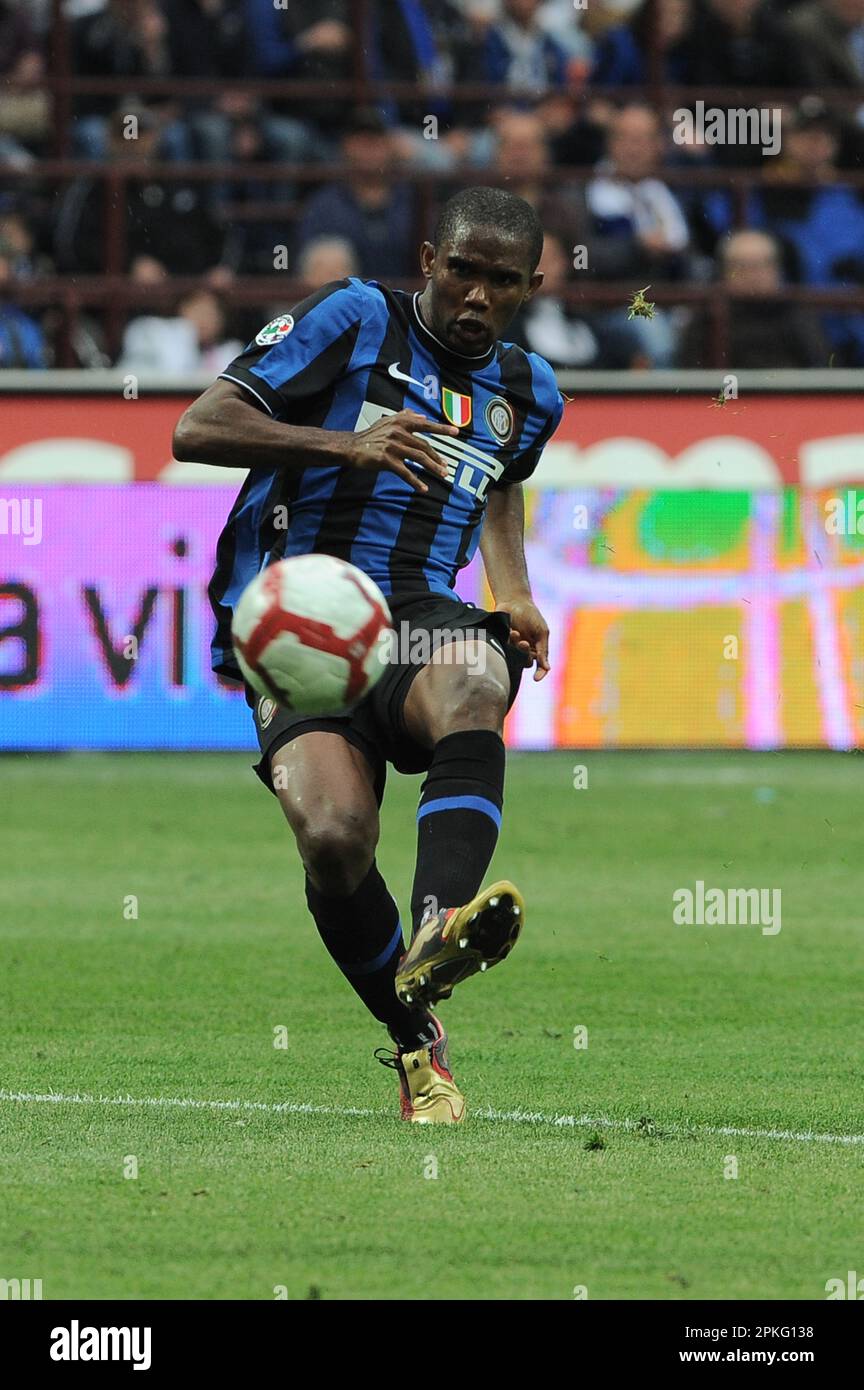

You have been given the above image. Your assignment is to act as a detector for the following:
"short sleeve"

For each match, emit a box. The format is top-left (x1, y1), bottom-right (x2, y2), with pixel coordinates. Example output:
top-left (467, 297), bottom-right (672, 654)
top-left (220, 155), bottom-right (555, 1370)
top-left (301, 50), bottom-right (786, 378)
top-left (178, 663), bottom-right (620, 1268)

top-left (495, 358), bottom-right (564, 486)
top-left (219, 277), bottom-right (365, 419)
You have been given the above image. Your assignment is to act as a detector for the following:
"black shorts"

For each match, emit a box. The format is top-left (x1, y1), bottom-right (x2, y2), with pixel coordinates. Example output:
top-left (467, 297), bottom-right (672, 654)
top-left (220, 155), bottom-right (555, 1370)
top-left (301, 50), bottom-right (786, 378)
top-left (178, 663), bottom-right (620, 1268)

top-left (246, 593), bottom-right (530, 801)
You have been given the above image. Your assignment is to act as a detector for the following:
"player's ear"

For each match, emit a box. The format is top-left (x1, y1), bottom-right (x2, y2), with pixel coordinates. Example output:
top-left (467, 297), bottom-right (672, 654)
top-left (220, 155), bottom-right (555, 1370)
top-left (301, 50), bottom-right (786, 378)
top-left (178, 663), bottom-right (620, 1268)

top-left (420, 241), bottom-right (435, 278)
top-left (523, 270), bottom-right (544, 303)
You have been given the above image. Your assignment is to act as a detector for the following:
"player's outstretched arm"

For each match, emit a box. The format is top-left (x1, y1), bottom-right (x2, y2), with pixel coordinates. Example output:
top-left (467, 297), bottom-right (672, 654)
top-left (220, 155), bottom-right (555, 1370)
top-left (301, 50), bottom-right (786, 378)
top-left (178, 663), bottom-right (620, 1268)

top-left (481, 482), bottom-right (550, 681)
top-left (173, 381), bottom-right (457, 494)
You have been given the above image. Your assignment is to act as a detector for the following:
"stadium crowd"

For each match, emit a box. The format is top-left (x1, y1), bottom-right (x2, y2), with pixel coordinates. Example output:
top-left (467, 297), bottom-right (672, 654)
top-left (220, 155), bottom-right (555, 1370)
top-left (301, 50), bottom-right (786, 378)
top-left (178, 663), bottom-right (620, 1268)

top-left (1, 0), bottom-right (864, 368)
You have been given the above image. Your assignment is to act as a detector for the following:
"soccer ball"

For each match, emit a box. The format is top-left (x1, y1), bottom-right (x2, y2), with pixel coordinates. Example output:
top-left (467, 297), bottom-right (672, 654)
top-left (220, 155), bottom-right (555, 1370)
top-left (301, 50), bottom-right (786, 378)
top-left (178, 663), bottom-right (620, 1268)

top-left (231, 555), bottom-right (392, 714)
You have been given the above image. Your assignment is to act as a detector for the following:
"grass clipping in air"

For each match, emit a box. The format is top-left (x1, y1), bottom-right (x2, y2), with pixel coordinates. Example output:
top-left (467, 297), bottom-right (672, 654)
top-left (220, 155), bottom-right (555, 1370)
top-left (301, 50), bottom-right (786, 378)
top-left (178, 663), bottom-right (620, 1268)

top-left (627, 286), bottom-right (655, 320)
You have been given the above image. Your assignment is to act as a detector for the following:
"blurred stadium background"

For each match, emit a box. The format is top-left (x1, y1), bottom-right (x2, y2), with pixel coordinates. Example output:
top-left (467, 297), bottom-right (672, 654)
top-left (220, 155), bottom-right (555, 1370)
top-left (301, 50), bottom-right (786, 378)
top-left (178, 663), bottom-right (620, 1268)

top-left (3, 0), bottom-right (864, 751)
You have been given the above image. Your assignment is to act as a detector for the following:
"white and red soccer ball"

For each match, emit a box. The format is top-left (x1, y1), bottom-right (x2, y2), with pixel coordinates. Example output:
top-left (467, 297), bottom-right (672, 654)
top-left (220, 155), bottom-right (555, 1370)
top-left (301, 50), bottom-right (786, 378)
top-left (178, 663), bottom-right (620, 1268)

top-left (231, 555), bottom-right (392, 713)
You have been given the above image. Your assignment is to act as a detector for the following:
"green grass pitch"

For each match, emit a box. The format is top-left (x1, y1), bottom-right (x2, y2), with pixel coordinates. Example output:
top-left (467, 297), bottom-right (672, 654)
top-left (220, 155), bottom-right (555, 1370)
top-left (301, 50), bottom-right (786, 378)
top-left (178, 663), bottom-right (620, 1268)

top-left (1, 750), bottom-right (861, 1301)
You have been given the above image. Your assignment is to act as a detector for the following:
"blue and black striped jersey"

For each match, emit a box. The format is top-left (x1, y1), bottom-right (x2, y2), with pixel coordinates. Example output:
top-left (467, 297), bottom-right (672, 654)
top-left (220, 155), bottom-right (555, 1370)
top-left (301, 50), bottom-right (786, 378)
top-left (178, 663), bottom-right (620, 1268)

top-left (209, 276), bottom-right (563, 678)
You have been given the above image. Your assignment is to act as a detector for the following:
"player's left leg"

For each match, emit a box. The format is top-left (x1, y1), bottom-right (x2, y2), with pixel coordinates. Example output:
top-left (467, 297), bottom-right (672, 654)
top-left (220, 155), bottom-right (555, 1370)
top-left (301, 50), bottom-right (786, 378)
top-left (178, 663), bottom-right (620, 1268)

top-left (263, 721), bottom-right (464, 1123)
top-left (268, 729), bottom-right (432, 1050)
top-left (394, 637), bottom-right (524, 1007)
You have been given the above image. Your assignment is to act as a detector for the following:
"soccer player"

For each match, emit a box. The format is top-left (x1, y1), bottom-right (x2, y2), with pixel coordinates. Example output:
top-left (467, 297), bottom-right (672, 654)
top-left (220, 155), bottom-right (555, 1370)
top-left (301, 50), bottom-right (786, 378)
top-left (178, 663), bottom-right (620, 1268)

top-left (173, 187), bottom-right (564, 1123)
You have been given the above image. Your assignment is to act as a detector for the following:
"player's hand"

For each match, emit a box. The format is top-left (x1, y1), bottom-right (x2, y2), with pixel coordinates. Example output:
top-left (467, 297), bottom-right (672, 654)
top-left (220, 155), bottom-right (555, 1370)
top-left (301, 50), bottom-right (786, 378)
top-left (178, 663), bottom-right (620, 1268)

top-left (347, 410), bottom-right (458, 495)
top-left (494, 597), bottom-right (550, 681)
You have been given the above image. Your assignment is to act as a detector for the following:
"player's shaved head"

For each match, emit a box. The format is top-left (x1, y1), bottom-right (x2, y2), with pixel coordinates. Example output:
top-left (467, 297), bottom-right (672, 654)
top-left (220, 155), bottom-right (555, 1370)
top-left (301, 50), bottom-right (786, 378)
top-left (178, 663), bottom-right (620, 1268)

top-left (433, 187), bottom-right (544, 276)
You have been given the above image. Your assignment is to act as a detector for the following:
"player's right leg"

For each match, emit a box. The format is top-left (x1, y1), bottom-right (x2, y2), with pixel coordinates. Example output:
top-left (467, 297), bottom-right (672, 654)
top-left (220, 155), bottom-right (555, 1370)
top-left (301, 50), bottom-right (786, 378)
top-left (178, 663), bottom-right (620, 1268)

top-left (267, 729), bottom-right (464, 1122)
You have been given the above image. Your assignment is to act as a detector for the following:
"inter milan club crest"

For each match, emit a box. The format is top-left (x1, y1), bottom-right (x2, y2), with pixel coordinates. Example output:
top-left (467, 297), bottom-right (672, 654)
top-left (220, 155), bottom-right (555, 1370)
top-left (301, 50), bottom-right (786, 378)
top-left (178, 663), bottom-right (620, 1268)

top-left (441, 386), bottom-right (472, 428)
top-left (484, 396), bottom-right (515, 445)
top-left (255, 314), bottom-right (295, 346)
top-left (257, 697), bottom-right (277, 729)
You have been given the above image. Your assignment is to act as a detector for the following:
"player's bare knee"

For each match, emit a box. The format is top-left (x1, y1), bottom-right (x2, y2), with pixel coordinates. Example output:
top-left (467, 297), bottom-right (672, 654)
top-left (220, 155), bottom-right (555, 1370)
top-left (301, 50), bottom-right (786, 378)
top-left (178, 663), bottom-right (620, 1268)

top-left (437, 668), bottom-right (509, 736)
top-left (298, 811), bottom-right (377, 892)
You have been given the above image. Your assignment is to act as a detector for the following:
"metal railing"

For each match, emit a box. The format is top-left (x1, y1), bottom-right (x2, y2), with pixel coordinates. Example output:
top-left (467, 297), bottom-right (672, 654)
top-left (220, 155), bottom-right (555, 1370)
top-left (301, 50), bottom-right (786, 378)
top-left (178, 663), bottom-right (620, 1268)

top-left (5, 273), bottom-right (864, 370)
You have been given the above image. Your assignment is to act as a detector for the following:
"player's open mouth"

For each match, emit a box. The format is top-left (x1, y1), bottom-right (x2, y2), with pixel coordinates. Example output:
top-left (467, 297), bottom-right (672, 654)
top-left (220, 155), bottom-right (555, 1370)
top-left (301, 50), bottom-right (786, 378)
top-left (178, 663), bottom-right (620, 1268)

top-left (453, 319), bottom-right (487, 346)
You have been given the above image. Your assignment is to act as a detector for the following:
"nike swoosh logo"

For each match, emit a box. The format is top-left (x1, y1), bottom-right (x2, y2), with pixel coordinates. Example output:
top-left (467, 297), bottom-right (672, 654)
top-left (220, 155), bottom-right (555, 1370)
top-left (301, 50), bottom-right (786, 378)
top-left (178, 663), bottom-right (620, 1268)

top-left (388, 362), bottom-right (428, 390)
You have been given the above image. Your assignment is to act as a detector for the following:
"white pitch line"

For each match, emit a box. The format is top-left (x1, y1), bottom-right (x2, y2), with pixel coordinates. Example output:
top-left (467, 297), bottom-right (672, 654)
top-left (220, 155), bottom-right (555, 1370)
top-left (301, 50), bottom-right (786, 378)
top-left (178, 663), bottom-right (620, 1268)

top-left (1, 1089), bottom-right (862, 1147)
top-left (0, 1090), bottom-right (376, 1120)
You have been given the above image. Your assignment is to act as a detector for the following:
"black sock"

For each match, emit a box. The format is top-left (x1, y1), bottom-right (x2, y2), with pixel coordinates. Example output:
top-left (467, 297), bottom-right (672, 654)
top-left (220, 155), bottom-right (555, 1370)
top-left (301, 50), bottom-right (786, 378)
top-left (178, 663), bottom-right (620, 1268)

top-left (305, 861), bottom-right (433, 1050)
top-left (410, 729), bottom-right (505, 935)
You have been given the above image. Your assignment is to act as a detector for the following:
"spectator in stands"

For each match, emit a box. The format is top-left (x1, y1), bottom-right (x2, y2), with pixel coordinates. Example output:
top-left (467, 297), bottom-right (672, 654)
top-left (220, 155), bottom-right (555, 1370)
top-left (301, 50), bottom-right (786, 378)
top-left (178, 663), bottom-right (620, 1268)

top-left (55, 107), bottom-right (234, 279)
top-left (686, 0), bottom-right (796, 88)
top-left (786, 0), bottom-right (864, 86)
top-left (296, 236), bottom-right (359, 292)
top-left (535, 0), bottom-right (593, 59)
top-left (751, 97), bottom-right (864, 362)
top-left (587, 104), bottom-right (689, 277)
top-left (163, 0), bottom-right (247, 79)
top-left (535, 88), bottom-right (612, 167)
top-left (481, 0), bottom-right (569, 95)
top-left (158, 0), bottom-right (249, 162)
top-left (452, 0), bottom-right (593, 60)
top-left (782, 0), bottom-right (864, 164)
top-left (243, 240), bottom-right (359, 352)
top-left (21, 0), bottom-right (51, 32)
top-left (219, 112), bottom-right (298, 275)
top-left (62, 0), bottom-right (103, 16)
top-left (186, 2), bottom-right (333, 167)
top-left (0, 0), bottom-right (48, 164)
top-left (486, 108), bottom-right (587, 245)
top-left (370, 0), bottom-right (493, 136)
top-left (441, 2), bottom-right (502, 127)
top-left (294, 108), bottom-right (415, 278)
top-left (678, 229), bottom-right (830, 367)
top-left (585, 103), bottom-right (689, 365)
top-left (70, 0), bottom-right (174, 159)
top-left (508, 231), bottom-right (600, 367)
top-left (222, 97), bottom-right (346, 276)
top-left (394, 91), bottom-right (593, 178)
top-left (0, 235), bottom-right (46, 368)
top-left (761, 97), bottom-right (843, 202)
top-left (0, 208), bottom-right (44, 280)
top-left (244, 0), bottom-right (353, 140)
top-left (118, 288), bottom-right (243, 373)
top-left (592, 0), bottom-right (695, 85)
top-left (578, 0), bottom-right (644, 48)
top-left (691, 96), bottom-right (845, 248)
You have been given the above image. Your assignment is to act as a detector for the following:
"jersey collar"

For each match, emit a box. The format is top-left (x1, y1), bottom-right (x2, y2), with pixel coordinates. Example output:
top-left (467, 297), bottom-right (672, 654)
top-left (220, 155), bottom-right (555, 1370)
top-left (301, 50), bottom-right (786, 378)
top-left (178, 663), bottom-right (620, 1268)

top-left (411, 291), bottom-right (496, 370)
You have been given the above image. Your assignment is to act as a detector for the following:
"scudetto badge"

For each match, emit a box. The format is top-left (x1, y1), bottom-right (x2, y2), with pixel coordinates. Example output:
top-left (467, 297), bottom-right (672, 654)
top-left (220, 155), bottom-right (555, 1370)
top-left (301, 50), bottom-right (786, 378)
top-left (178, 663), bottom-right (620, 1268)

top-left (258, 697), bottom-right (277, 729)
top-left (255, 314), bottom-right (295, 346)
top-left (484, 396), bottom-right (515, 444)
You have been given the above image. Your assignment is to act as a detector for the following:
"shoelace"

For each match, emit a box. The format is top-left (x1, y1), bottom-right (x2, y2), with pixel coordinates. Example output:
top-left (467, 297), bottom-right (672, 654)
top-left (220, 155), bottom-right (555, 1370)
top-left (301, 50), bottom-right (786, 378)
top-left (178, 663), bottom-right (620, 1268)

top-left (374, 1047), bottom-right (401, 1071)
